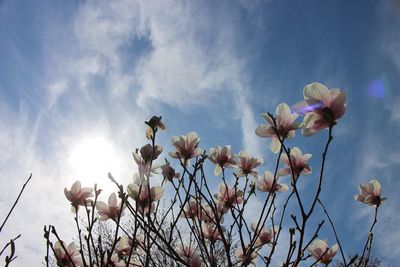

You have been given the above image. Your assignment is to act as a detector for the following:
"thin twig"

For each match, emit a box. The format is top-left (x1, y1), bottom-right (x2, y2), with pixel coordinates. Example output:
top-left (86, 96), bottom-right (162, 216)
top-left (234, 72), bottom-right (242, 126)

top-left (0, 174), bottom-right (32, 233)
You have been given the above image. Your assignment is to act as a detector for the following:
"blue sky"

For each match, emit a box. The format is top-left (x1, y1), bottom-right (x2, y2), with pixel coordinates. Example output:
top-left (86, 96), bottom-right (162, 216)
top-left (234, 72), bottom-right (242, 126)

top-left (1, 0), bottom-right (400, 265)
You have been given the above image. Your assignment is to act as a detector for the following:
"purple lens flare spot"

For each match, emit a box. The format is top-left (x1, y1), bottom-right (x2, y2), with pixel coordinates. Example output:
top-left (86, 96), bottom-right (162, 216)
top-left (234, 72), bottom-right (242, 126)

top-left (293, 101), bottom-right (323, 115)
top-left (368, 79), bottom-right (385, 98)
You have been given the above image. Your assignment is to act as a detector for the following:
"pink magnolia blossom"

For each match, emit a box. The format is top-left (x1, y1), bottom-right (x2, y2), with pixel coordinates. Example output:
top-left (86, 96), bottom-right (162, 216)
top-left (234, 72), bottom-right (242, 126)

top-left (256, 171), bottom-right (288, 193)
top-left (307, 239), bottom-right (338, 264)
top-left (201, 223), bottom-right (223, 243)
top-left (64, 181), bottom-right (93, 211)
top-left (138, 144), bottom-right (163, 164)
top-left (169, 132), bottom-right (203, 166)
top-left (180, 199), bottom-right (217, 223)
top-left (127, 175), bottom-right (164, 215)
top-left (145, 115), bottom-right (166, 140)
top-left (160, 160), bottom-right (180, 182)
top-left (96, 193), bottom-right (125, 221)
top-left (235, 151), bottom-right (263, 178)
top-left (293, 82), bottom-right (346, 136)
top-left (235, 246), bottom-right (258, 266)
top-left (114, 235), bottom-right (145, 257)
top-left (214, 183), bottom-right (243, 213)
top-left (107, 235), bottom-right (145, 267)
top-left (255, 103), bottom-right (299, 153)
top-left (278, 147), bottom-right (312, 179)
top-left (132, 144), bottom-right (162, 178)
top-left (208, 145), bottom-right (237, 176)
top-left (180, 198), bottom-right (201, 220)
top-left (53, 241), bottom-right (82, 267)
top-left (250, 223), bottom-right (278, 247)
top-left (199, 204), bottom-right (218, 223)
top-left (176, 243), bottom-right (204, 267)
top-left (355, 179), bottom-right (385, 206)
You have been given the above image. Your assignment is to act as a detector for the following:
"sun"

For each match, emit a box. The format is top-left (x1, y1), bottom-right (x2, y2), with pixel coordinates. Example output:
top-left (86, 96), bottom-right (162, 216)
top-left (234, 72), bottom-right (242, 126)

top-left (68, 136), bottom-right (122, 185)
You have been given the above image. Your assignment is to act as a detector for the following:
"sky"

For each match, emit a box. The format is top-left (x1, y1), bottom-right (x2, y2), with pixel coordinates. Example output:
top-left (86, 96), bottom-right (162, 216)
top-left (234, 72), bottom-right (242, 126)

top-left (0, 0), bottom-right (400, 265)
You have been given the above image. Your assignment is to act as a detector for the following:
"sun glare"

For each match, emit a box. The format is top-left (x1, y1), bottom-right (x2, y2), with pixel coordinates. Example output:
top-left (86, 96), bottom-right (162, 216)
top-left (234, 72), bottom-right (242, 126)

top-left (68, 136), bottom-right (122, 185)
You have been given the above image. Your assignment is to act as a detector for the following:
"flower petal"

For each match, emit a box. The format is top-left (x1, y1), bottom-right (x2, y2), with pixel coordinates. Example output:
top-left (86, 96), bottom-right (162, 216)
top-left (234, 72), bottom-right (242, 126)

top-left (151, 186), bottom-right (164, 201)
top-left (255, 125), bottom-right (275, 138)
top-left (270, 137), bottom-right (281, 153)
top-left (330, 89), bottom-right (346, 119)
top-left (108, 193), bottom-right (118, 207)
top-left (304, 82), bottom-right (331, 106)
top-left (214, 165), bottom-right (222, 176)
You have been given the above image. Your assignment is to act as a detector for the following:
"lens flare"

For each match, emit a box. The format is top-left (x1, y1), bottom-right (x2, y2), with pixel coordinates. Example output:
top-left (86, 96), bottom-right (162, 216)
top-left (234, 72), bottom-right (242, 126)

top-left (368, 79), bottom-right (385, 98)
top-left (293, 101), bottom-right (323, 115)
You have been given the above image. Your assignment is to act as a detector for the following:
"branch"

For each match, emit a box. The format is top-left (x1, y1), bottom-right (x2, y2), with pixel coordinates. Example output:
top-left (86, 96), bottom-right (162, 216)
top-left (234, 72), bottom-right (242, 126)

top-left (0, 174), bottom-right (32, 233)
top-left (317, 198), bottom-right (347, 266)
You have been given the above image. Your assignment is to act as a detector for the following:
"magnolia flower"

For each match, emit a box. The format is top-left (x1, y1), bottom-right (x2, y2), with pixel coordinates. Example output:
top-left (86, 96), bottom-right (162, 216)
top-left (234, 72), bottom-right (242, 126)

top-left (293, 82), bottom-right (346, 136)
top-left (251, 223), bottom-right (278, 247)
top-left (257, 171), bottom-right (288, 193)
top-left (176, 243), bottom-right (204, 267)
top-left (235, 151), bottom-right (263, 178)
top-left (110, 236), bottom-right (142, 266)
top-left (255, 103), bottom-right (299, 153)
top-left (96, 193), bottom-right (125, 221)
top-left (169, 132), bottom-right (203, 166)
top-left (53, 241), bottom-right (82, 267)
top-left (180, 199), bottom-right (218, 223)
top-left (355, 179), bottom-right (385, 206)
top-left (235, 246), bottom-right (258, 266)
top-left (115, 235), bottom-right (145, 257)
top-left (180, 198), bottom-right (201, 219)
top-left (160, 160), bottom-right (180, 182)
top-left (201, 223), bottom-right (223, 243)
top-left (214, 183), bottom-right (243, 213)
top-left (139, 144), bottom-right (163, 164)
top-left (278, 147), bottom-right (312, 179)
top-left (145, 115), bottom-right (166, 140)
top-left (132, 144), bottom-right (162, 178)
top-left (200, 204), bottom-right (218, 223)
top-left (208, 145), bottom-right (237, 176)
top-left (64, 181), bottom-right (93, 211)
top-left (307, 239), bottom-right (338, 264)
top-left (127, 175), bottom-right (164, 215)
top-left (115, 235), bottom-right (133, 256)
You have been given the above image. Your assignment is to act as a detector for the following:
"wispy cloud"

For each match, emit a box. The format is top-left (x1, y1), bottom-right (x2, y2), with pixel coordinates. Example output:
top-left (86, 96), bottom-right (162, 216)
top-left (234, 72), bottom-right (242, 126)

top-left (0, 0), bottom-right (266, 264)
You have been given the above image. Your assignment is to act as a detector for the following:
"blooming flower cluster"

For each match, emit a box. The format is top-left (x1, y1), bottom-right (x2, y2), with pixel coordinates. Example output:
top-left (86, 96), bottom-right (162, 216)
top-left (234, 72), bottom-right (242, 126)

top-left (53, 88), bottom-right (387, 267)
top-left (255, 82), bottom-right (347, 154)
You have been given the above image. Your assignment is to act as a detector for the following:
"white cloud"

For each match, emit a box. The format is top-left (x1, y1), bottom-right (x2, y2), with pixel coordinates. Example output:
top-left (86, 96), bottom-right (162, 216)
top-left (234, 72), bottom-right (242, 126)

top-left (0, 0), bottom-right (273, 265)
